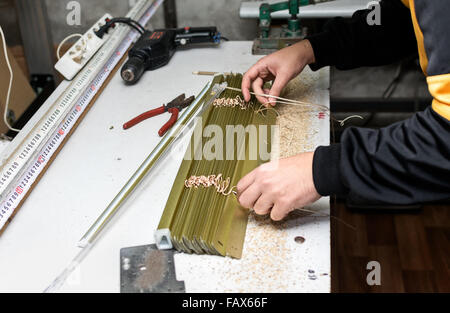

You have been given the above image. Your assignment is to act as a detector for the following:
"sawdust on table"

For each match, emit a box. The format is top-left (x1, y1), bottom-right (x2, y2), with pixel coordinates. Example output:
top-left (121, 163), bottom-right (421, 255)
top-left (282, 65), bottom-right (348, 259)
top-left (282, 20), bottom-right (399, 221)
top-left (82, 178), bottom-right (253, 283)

top-left (271, 74), bottom-right (321, 158)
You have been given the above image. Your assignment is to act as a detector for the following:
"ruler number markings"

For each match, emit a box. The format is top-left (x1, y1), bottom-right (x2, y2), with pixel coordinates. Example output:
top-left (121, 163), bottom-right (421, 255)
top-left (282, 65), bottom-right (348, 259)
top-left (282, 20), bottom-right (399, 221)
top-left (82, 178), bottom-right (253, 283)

top-left (0, 0), bottom-right (162, 230)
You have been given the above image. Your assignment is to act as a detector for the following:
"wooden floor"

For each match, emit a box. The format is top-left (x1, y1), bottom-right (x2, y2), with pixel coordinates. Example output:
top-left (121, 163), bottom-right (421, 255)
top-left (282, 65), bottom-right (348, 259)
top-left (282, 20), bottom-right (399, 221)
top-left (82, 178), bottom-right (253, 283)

top-left (331, 200), bottom-right (450, 292)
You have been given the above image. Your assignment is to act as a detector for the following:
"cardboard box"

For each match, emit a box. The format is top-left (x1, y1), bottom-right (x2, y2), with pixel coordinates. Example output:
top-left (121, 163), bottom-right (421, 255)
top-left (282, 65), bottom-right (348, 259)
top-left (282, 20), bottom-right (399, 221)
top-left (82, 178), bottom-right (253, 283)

top-left (0, 39), bottom-right (36, 134)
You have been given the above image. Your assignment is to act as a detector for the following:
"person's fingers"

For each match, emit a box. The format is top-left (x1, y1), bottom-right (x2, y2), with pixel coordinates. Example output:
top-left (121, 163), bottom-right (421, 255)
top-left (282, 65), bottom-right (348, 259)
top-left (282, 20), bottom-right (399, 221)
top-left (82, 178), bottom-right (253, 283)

top-left (252, 77), bottom-right (269, 105)
top-left (253, 195), bottom-right (273, 216)
top-left (270, 199), bottom-right (291, 221)
top-left (262, 88), bottom-right (272, 107)
top-left (268, 72), bottom-right (291, 106)
top-left (237, 183), bottom-right (262, 209)
top-left (242, 65), bottom-right (261, 102)
top-left (236, 169), bottom-right (257, 195)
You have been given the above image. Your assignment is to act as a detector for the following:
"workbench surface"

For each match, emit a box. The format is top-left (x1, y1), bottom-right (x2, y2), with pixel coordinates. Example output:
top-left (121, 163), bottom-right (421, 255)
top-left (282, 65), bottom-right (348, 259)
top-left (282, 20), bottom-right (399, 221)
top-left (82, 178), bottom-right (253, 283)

top-left (0, 42), bottom-right (330, 292)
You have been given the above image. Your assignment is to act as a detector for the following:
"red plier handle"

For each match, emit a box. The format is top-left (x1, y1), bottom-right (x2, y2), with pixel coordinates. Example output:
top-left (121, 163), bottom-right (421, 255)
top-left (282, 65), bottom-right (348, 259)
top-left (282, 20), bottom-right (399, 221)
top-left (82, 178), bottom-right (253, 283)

top-left (123, 106), bottom-right (166, 130)
top-left (123, 106), bottom-right (178, 136)
top-left (158, 107), bottom-right (179, 137)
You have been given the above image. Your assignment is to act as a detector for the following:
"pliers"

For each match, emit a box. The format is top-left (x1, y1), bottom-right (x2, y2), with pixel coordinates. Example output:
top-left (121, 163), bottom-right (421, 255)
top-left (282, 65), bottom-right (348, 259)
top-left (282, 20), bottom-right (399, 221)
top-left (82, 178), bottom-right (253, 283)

top-left (123, 94), bottom-right (195, 136)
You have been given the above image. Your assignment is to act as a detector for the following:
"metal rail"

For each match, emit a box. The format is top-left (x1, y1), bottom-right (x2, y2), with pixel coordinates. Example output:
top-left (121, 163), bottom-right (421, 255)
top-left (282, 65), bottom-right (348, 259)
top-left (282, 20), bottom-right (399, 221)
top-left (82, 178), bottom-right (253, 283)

top-left (78, 81), bottom-right (222, 247)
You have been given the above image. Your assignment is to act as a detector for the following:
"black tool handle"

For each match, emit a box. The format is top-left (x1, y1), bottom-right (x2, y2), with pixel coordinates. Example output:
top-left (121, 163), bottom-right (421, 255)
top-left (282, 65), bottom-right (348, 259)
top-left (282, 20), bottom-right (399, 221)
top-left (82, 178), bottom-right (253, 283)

top-left (174, 26), bottom-right (220, 46)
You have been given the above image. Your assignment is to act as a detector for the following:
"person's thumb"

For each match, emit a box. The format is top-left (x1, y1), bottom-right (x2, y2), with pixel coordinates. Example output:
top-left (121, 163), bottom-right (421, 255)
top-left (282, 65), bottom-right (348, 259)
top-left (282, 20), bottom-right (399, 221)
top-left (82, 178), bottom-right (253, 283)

top-left (268, 74), bottom-right (290, 106)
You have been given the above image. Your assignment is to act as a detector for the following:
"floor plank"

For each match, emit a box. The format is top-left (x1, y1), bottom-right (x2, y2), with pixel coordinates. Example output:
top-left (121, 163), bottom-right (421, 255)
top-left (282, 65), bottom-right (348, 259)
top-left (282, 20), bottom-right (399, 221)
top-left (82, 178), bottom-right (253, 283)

top-left (394, 214), bottom-right (433, 271)
top-left (332, 201), bottom-right (450, 292)
top-left (402, 271), bottom-right (438, 292)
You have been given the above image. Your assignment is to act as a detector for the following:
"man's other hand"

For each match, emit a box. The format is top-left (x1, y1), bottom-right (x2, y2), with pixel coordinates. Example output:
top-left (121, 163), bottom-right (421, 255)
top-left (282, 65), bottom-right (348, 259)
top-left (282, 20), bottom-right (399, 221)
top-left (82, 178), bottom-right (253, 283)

top-left (236, 152), bottom-right (321, 221)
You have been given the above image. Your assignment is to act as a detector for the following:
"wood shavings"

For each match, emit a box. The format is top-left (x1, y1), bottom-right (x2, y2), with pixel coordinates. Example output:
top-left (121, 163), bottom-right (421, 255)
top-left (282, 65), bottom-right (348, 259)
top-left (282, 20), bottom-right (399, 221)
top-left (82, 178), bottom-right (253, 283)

top-left (184, 174), bottom-right (236, 196)
top-left (212, 96), bottom-right (250, 110)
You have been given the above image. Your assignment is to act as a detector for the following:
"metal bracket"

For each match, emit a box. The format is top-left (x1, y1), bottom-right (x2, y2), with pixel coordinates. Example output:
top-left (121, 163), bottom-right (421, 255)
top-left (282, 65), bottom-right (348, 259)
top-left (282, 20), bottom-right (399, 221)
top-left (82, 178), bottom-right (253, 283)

top-left (120, 244), bottom-right (185, 293)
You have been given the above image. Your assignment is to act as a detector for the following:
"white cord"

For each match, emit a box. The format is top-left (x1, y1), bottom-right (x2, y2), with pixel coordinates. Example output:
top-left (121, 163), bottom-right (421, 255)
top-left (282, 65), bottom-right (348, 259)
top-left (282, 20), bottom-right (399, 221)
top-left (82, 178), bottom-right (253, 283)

top-left (56, 33), bottom-right (84, 60)
top-left (337, 115), bottom-right (364, 126)
top-left (225, 86), bottom-right (364, 126)
top-left (225, 86), bottom-right (330, 111)
top-left (0, 25), bottom-right (20, 133)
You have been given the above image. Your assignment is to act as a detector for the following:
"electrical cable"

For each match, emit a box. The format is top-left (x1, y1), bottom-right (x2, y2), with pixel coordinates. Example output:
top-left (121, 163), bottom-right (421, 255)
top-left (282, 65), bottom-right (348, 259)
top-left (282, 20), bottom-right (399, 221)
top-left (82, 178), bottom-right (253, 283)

top-left (358, 62), bottom-right (405, 128)
top-left (128, 19), bottom-right (146, 33)
top-left (118, 21), bottom-right (144, 34)
top-left (117, 18), bottom-right (146, 33)
top-left (95, 17), bottom-right (146, 38)
top-left (0, 25), bottom-right (20, 133)
top-left (382, 62), bottom-right (403, 98)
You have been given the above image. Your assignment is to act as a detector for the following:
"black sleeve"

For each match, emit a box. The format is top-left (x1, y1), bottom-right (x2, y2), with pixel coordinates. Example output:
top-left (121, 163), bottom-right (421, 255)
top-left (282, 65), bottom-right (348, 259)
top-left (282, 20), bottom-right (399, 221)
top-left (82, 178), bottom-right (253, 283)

top-left (313, 107), bottom-right (450, 204)
top-left (306, 0), bottom-right (417, 70)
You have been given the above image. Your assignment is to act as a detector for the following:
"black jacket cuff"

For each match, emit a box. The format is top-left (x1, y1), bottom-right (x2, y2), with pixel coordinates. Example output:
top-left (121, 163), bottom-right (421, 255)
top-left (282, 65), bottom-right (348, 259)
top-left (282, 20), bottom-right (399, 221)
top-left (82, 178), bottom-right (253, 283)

top-left (306, 31), bottom-right (337, 71)
top-left (313, 144), bottom-right (349, 196)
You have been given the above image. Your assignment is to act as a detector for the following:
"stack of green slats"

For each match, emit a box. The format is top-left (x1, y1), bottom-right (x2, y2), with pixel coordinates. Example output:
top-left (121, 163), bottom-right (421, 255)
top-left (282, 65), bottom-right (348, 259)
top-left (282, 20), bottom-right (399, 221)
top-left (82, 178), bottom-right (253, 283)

top-left (156, 73), bottom-right (276, 259)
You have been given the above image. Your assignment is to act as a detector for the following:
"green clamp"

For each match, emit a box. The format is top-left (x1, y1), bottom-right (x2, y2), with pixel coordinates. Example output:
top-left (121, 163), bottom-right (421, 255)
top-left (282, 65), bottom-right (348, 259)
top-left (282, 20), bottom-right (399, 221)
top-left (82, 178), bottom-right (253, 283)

top-left (259, 0), bottom-right (310, 38)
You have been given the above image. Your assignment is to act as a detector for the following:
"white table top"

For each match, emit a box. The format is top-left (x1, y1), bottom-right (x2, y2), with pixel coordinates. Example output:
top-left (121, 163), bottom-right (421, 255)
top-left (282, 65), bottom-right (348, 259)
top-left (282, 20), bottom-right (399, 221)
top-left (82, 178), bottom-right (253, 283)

top-left (0, 41), bottom-right (330, 292)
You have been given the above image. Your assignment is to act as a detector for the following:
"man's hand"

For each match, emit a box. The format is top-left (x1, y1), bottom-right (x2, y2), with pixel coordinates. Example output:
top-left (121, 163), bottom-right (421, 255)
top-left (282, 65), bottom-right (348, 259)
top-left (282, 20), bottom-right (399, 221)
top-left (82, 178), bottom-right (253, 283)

top-left (242, 39), bottom-right (315, 106)
top-left (236, 152), bottom-right (321, 221)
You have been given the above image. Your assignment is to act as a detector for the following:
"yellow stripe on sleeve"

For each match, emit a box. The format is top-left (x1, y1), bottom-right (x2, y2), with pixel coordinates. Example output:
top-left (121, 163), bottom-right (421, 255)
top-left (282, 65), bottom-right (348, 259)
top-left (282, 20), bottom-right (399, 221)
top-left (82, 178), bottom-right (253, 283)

top-left (428, 74), bottom-right (450, 121)
top-left (409, 0), bottom-right (428, 76)
top-left (400, 0), bottom-right (410, 8)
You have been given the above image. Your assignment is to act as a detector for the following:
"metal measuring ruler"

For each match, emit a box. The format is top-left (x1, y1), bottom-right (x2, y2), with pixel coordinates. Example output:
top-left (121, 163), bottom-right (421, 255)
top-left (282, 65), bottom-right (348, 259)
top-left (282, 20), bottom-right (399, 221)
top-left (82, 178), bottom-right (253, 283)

top-left (0, 0), bottom-right (164, 231)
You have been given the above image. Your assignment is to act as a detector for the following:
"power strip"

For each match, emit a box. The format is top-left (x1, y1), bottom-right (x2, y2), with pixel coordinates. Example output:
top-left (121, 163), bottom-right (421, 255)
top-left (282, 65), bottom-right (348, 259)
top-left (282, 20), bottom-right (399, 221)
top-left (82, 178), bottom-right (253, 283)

top-left (54, 14), bottom-right (113, 80)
